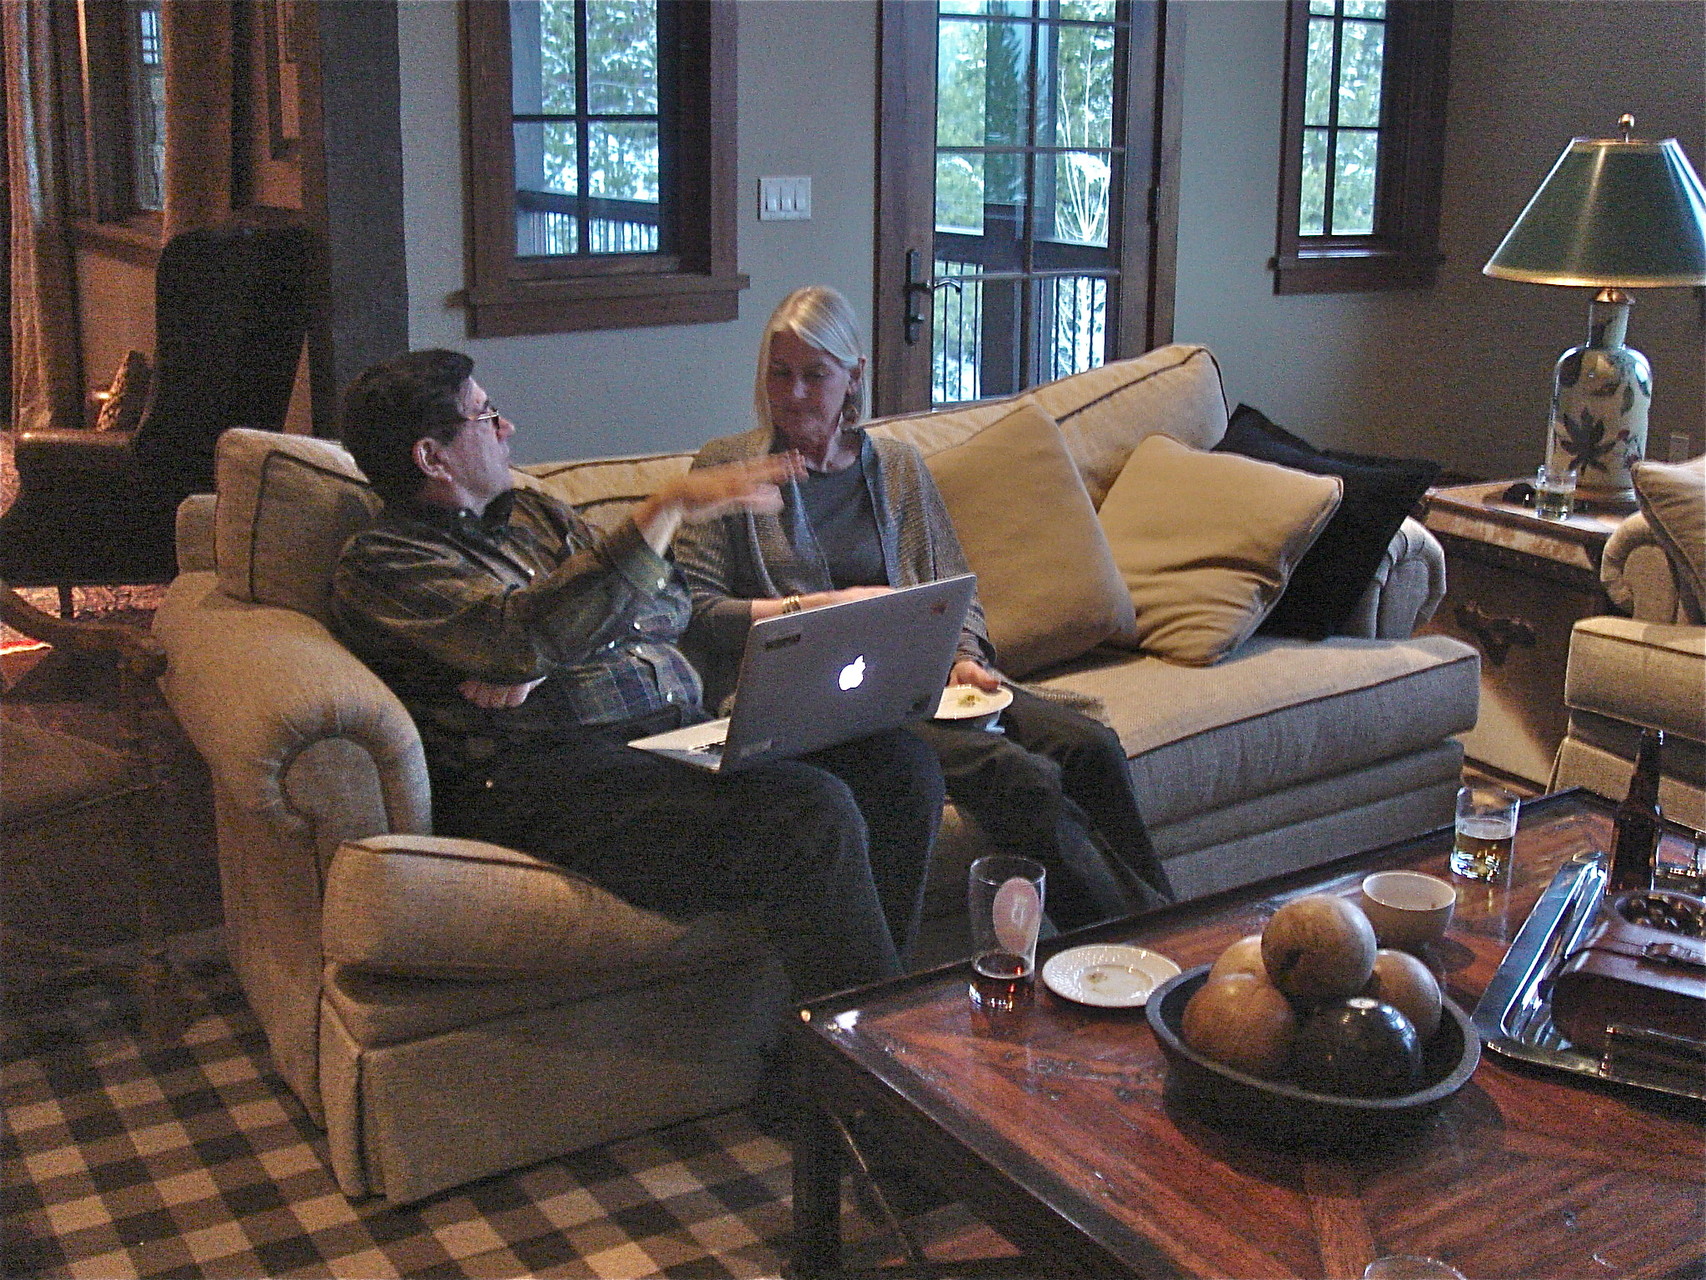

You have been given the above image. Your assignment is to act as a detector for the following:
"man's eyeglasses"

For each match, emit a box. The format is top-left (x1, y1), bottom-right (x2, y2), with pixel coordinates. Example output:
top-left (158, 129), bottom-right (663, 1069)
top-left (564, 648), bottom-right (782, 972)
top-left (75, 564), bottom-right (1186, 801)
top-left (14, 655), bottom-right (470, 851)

top-left (465, 406), bottom-right (501, 427)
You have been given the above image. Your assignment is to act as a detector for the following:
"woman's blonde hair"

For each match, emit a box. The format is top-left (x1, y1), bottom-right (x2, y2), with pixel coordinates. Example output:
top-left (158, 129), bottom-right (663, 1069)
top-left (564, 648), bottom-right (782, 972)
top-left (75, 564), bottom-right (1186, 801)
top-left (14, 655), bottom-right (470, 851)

top-left (754, 285), bottom-right (868, 431)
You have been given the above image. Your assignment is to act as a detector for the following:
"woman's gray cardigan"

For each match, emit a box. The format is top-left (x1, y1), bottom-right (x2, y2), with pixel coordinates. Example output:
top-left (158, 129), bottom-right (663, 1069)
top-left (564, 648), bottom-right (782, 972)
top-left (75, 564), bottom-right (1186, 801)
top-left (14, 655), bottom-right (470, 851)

top-left (673, 425), bottom-right (993, 706)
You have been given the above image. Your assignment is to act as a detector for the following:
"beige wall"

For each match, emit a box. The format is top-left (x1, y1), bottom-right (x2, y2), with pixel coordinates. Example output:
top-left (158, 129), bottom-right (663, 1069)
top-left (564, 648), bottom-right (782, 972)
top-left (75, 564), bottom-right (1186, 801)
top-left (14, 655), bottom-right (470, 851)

top-left (398, 0), bottom-right (879, 461)
top-left (1172, 0), bottom-right (1705, 479)
top-left (395, 0), bottom-right (1704, 471)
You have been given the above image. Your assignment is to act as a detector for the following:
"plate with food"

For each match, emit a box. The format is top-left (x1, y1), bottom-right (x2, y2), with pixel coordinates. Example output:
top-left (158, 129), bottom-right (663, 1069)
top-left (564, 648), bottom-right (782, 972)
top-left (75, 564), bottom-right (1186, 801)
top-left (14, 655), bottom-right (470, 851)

top-left (933, 684), bottom-right (1014, 723)
top-left (1043, 943), bottom-right (1181, 1008)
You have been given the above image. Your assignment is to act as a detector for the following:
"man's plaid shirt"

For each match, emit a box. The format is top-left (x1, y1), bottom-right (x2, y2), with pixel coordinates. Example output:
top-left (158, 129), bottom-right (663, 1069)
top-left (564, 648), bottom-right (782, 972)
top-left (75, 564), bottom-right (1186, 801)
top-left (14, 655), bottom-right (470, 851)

top-left (331, 486), bottom-right (703, 784)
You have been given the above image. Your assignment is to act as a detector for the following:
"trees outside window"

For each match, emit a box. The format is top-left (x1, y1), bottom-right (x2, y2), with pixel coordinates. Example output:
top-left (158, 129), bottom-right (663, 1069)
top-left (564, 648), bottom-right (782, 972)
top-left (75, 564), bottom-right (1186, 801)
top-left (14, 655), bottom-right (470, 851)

top-left (463, 0), bottom-right (745, 337)
top-left (874, 0), bottom-right (1175, 415)
top-left (1273, 0), bottom-right (1451, 294)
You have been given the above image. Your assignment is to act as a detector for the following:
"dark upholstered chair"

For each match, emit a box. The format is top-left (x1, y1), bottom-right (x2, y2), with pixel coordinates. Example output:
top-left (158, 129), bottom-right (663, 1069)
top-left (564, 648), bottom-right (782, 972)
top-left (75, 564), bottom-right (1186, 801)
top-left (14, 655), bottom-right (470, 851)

top-left (0, 217), bottom-right (315, 596)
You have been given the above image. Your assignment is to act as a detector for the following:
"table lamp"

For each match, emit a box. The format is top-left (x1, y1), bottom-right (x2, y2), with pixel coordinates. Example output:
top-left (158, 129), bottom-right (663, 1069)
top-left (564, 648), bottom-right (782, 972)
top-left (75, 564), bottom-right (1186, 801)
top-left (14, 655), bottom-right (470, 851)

top-left (1483, 116), bottom-right (1706, 508)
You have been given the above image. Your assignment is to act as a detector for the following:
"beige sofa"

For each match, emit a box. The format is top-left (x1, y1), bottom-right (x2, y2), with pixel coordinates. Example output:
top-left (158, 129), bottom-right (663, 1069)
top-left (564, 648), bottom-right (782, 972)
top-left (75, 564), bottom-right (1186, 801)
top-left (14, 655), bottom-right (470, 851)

top-left (153, 344), bottom-right (1479, 1202)
top-left (1552, 457), bottom-right (1705, 829)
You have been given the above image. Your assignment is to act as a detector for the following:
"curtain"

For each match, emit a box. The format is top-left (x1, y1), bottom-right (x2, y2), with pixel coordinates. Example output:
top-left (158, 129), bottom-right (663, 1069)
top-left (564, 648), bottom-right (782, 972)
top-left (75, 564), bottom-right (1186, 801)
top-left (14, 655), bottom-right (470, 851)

top-left (4, 0), bottom-right (83, 434)
top-left (160, 0), bottom-right (234, 240)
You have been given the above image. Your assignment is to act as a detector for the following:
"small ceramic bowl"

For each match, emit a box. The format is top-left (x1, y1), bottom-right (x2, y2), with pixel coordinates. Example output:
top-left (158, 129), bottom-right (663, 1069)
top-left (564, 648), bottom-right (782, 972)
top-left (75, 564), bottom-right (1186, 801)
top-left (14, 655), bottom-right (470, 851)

top-left (1361, 871), bottom-right (1456, 949)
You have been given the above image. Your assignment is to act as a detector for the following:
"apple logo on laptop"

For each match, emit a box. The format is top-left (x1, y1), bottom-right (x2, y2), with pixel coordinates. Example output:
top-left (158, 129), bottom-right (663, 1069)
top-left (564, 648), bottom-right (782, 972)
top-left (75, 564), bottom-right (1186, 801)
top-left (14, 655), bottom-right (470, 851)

top-left (838, 655), bottom-right (866, 691)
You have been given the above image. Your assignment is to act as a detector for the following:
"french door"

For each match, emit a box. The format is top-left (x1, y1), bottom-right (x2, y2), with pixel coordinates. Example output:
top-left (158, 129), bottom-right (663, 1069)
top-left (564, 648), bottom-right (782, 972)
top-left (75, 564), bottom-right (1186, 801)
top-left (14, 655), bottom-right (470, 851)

top-left (873, 0), bottom-right (1179, 415)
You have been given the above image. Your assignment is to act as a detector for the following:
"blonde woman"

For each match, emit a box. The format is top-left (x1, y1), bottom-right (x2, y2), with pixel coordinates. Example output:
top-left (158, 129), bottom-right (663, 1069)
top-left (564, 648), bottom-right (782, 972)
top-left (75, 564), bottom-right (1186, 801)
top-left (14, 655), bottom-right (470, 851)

top-left (675, 287), bottom-right (1171, 930)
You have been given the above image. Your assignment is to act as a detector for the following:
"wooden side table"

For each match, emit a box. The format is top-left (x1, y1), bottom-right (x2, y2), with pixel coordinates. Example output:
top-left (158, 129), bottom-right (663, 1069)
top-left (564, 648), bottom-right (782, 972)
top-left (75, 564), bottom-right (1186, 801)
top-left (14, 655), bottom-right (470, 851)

top-left (1419, 480), bottom-right (1627, 789)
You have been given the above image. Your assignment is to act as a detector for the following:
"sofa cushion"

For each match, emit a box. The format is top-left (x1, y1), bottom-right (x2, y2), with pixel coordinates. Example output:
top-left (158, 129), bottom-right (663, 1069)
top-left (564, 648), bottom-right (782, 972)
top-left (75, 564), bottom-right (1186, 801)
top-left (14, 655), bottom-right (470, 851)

top-left (871, 343), bottom-right (1229, 507)
top-left (214, 428), bottom-right (381, 623)
top-left (1097, 434), bottom-right (1343, 664)
top-left (1564, 615), bottom-right (1706, 745)
top-left (519, 453), bottom-right (693, 534)
top-left (1632, 456), bottom-right (1706, 622)
top-left (923, 400), bottom-right (1137, 675)
top-left (323, 834), bottom-right (689, 981)
top-left (1215, 404), bottom-right (1440, 640)
top-left (1032, 633), bottom-right (1480, 829)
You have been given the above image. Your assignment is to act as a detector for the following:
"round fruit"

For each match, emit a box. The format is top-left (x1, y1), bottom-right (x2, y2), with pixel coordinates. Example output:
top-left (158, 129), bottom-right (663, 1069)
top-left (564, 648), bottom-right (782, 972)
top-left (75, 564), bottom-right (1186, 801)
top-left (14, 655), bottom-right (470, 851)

top-left (1362, 948), bottom-right (1443, 1040)
top-left (1181, 972), bottom-right (1297, 1079)
top-left (1290, 997), bottom-right (1422, 1098)
top-left (1208, 934), bottom-right (1267, 983)
top-left (1261, 894), bottom-right (1378, 1002)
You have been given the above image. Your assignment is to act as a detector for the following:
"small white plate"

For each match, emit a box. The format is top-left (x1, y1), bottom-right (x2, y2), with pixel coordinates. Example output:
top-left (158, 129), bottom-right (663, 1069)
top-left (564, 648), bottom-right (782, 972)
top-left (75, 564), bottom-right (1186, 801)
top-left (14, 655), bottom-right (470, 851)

top-left (934, 685), bottom-right (1014, 721)
top-left (1042, 944), bottom-right (1181, 1008)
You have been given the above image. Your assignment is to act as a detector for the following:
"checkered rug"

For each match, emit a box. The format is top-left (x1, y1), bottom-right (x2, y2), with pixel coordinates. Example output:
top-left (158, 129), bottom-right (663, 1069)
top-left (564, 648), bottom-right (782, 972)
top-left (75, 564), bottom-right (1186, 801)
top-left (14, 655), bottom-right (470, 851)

top-left (3, 956), bottom-right (990, 1279)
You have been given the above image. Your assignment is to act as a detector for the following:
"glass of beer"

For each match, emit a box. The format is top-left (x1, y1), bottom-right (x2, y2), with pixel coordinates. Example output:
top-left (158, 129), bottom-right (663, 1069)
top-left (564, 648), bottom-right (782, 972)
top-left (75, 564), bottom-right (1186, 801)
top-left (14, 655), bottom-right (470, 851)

top-left (1450, 784), bottom-right (1519, 881)
top-left (968, 855), bottom-right (1045, 1009)
top-left (1534, 464), bottom-right (1578, 521)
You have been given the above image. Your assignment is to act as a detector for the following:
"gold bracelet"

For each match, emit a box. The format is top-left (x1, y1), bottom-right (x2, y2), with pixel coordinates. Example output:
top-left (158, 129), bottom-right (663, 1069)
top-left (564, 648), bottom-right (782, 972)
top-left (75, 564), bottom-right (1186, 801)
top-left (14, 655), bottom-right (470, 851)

top-left (780, 595), bottom-right (803, 614)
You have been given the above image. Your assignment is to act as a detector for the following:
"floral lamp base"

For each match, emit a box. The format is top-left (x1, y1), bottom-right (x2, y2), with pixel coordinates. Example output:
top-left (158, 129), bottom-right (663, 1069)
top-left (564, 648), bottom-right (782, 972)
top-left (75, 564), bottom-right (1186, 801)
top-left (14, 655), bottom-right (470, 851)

top-left (1547, 291), bottom-right (1650, 509)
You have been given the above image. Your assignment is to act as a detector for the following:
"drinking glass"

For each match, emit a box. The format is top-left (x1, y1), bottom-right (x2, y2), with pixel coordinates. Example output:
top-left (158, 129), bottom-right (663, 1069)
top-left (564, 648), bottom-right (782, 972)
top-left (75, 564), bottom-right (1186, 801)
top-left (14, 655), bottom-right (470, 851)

top-left (968, 855), bottom-right (1045, 1009)
top-left (1534, 464), bottom-right (1577, 520)
top-left (1450, 784), bottom-right (1519, 882)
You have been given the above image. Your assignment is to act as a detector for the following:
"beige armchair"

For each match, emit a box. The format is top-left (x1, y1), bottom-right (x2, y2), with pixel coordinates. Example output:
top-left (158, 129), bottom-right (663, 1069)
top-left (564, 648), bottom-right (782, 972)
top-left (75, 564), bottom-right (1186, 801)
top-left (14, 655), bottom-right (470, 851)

top-left (1552, 459), bottom-right (1706, 830)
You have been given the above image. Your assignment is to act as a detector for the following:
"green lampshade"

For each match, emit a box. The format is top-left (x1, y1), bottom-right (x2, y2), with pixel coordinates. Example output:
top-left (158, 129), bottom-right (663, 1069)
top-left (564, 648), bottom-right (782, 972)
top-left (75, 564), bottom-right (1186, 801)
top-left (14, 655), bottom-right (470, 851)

top-left (1483, 135), bottom-right (1706, 287)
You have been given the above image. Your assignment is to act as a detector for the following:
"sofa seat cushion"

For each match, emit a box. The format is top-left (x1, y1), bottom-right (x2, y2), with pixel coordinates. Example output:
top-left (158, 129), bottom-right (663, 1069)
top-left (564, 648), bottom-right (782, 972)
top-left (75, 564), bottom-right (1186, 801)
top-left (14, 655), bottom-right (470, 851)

top-left (923, 400), bottom-right (1137, 675)
top-left (322, 915), bottom-right (771, 1049)
top-left (324, 834), bottom-right (697, 981)
top-left (1033, 633), bottom-right (1479, 828)
top-left (1563, 616), bottom-right (1706, 744)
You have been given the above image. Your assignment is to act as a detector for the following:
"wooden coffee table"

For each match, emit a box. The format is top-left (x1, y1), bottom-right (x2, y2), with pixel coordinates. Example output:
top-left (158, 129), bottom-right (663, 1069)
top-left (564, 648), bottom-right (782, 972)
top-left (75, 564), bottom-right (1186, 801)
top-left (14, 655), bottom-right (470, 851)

top-left (788, 790), bottom-right (1704, 1279)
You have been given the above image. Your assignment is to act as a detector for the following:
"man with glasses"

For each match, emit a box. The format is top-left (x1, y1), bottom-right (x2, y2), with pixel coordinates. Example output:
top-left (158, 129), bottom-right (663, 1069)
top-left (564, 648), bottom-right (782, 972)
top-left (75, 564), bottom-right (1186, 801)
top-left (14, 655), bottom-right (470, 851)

top-left (330, 349), bottom-right (945, 1002)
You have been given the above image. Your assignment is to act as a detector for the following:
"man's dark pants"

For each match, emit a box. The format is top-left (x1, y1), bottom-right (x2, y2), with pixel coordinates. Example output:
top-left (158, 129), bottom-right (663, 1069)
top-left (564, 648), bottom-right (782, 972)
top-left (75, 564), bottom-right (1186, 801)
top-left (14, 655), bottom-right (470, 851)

top-left (435, 725), bottom-right (945, 998)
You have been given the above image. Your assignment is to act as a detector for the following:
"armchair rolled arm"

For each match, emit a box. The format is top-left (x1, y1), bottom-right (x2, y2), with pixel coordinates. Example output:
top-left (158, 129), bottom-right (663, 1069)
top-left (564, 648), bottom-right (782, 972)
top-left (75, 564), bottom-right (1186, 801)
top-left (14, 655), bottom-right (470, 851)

top-left (1337, 516), bottom-right (1447, 639)
top-left (13, 429), bottom-right (139, 480)
top-left (1601, 513), bottom-right (1689, 623)
top-left (152, 575), bottom-right (431, 840)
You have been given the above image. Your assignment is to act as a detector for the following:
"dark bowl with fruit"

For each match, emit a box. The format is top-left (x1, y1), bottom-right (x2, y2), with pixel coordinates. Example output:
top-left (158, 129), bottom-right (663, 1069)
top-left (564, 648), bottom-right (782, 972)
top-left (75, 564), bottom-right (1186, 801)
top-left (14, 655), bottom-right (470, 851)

top-left (1147, 965), bottom-right (1481, 1141)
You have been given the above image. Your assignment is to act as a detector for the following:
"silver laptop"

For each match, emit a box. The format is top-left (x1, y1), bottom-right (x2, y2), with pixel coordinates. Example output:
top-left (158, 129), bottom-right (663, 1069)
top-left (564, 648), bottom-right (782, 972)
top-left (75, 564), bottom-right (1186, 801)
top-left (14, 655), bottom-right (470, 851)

top-left (629, 574), bottom-right (976, 772)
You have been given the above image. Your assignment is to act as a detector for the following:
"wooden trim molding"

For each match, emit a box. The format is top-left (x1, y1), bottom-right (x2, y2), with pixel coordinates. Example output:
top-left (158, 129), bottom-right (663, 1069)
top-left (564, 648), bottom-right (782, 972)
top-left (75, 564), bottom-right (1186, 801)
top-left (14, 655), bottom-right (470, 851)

top-left (460, 0), bottom-right (746, 338)
top-left (1273, 0), bottom-right (1452, 296)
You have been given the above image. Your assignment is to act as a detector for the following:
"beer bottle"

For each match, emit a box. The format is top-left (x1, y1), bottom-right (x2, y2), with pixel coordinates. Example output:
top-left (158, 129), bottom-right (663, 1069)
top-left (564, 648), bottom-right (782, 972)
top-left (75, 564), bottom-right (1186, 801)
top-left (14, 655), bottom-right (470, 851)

top-left (1607, 727), bottom-right (1664, 893)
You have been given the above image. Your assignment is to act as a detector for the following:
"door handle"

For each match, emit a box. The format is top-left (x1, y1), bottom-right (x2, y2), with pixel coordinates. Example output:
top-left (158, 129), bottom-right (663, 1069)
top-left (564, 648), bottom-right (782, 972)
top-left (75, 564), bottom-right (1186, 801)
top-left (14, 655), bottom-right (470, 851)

top-left (903, 249), bottom-right (962, 345)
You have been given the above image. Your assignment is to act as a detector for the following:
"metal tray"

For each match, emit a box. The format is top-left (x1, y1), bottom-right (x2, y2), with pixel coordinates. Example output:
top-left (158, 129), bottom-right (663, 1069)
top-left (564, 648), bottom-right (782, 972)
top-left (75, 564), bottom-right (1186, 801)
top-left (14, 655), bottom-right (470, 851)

top-left (1472, 848), bottom-right (1706, 1103)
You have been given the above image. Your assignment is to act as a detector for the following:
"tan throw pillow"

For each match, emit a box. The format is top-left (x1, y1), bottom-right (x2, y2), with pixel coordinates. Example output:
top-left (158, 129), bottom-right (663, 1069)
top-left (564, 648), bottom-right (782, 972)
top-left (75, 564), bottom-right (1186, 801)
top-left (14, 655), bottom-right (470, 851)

top-left (924, 400), bottom-right (1137, 677)
top-left (1633, 455), bottom-right (1706, 622)
top-left (323, 834), bottom-right (687, 980)
top-left (214, 428), bottom-right (382, 623)
top-left (1097, 433), bottom-right (1343, 665)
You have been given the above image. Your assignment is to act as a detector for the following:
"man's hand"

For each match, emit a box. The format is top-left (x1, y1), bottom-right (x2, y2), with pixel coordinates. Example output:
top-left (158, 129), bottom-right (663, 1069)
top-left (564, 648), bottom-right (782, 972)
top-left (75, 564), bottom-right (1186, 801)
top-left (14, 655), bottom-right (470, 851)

top-left (458, 676), bottom-right (545, 709)
top-left (947, 658), bottom-right (1002, 692)
top-left (633, 454), bottom-right (806, 552)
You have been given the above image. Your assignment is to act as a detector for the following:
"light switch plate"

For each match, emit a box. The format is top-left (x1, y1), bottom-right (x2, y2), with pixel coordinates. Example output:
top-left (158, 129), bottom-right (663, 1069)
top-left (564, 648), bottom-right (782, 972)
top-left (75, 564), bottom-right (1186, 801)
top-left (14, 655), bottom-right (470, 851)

top-left (758, 175), bottom-right (811, 221)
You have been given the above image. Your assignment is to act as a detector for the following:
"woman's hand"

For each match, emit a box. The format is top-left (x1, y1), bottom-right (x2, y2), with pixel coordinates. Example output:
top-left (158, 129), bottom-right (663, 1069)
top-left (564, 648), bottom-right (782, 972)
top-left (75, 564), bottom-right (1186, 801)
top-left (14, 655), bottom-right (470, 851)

top-left (458, 676), bottom-right (545, 709)
top-left (947, 658), bottom-right (1002, 692)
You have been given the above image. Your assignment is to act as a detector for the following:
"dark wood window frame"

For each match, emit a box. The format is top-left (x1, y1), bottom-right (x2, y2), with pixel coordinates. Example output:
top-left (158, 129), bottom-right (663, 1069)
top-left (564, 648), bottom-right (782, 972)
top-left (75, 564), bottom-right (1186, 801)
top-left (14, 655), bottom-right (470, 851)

top-left (1272, 0), bottom-right (1451, 295)
top-left (460, 0), bottom-right (746, 338)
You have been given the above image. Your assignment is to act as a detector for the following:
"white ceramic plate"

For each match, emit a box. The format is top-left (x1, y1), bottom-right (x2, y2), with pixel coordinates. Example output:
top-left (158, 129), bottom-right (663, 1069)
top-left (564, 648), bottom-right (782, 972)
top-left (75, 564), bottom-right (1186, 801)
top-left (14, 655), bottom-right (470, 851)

top-left (1042, 944), bottom-right (1182, 1008)
top-left (934, 685), bottom-right (1014, 721)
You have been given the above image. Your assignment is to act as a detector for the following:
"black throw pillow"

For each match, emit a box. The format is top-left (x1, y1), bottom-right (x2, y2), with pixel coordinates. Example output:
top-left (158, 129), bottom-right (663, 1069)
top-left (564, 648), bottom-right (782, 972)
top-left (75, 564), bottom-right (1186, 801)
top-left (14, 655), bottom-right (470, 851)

top-left (1214, 404), bottom-right (1440, 640)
